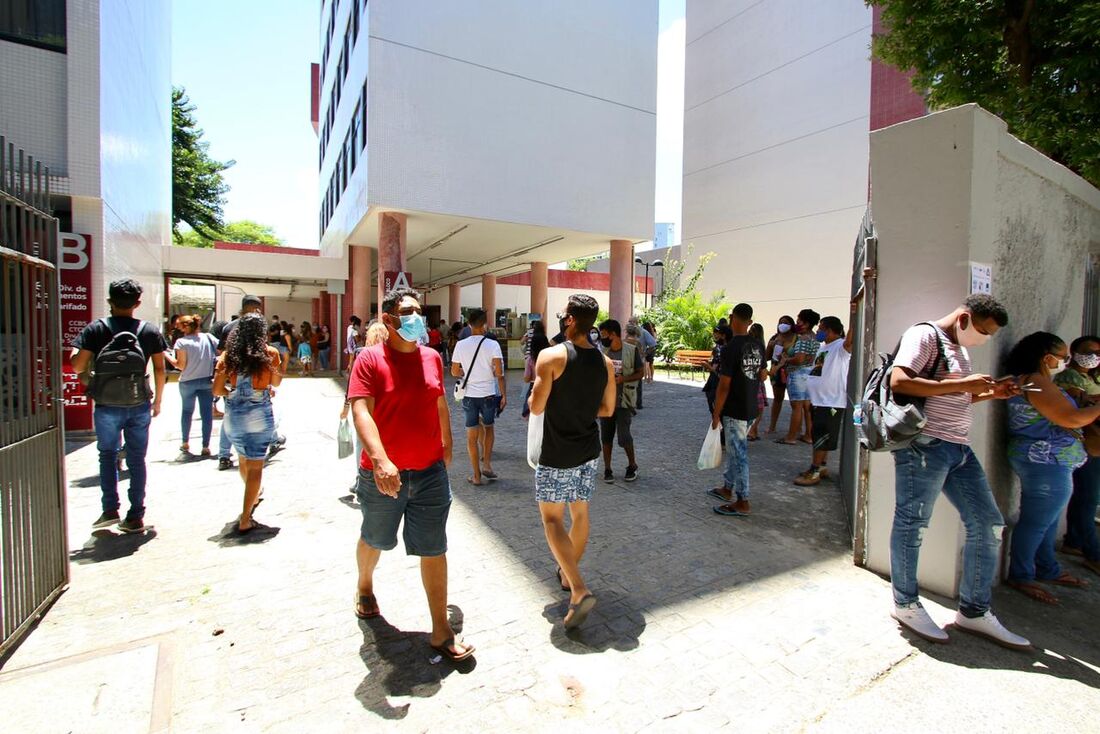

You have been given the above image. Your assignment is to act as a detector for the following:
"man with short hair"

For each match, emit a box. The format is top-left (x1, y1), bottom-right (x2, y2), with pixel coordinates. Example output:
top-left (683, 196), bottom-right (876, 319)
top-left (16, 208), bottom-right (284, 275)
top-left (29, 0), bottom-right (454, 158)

top-left (71, 279), bottom-right (168, 533)
top-left (348, 286), bottom-right (472, 661)
top-left (887, 294), bottom-right (1029, 649)
top-left (451, 309), bottom-right (506, 485)
top-left (597, 319), bottom-right (643, 483)
top-left (708, 303), bottom-right (766, 517)
top-left (794, 311), bottom-right (855, 486)
top-left (529, 294), bottom-right (616, 629)
top-left (345, 315), bottom-right (362, 372)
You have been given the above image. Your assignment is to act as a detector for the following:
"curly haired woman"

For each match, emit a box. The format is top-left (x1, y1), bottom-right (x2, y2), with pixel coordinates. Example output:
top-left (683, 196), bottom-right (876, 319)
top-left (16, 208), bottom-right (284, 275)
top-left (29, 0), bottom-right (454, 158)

top-left (213, 313), bottom-right (283, 533)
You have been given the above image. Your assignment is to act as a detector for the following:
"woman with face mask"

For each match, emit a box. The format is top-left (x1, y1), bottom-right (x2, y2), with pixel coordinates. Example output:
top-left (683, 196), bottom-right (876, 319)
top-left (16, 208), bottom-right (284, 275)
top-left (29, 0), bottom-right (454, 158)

top-left (1054, 336), bottom-right (1100, 577)
top-left (1003, 332), bottom-right (1100, 604)
top-left (765, 316), bottom-right (796, 434)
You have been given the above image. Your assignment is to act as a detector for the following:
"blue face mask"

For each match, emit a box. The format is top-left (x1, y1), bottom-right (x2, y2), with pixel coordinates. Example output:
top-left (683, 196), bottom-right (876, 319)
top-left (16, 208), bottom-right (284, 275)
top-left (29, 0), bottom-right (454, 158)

top-left (396, 313), bottom-right (427, 343)
top-left (815, 330), bottom-right (827, 342)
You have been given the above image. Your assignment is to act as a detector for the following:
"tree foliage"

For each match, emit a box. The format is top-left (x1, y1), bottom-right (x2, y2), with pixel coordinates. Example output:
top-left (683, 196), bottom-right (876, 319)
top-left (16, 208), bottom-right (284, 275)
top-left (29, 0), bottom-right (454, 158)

top-left (870, 1), bottom-right (1100, 186)
top-left (172, 86), bottom-right (234, 242)
top-left (639, 248), bottom-right (731, 361)
top-left (177, 220), bottom-right (284, 248)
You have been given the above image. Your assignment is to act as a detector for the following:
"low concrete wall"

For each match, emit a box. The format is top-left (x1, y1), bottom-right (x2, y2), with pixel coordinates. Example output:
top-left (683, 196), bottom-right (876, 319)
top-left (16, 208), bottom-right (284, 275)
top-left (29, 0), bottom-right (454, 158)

top-left (866, 104), bottom-right (1100, 597)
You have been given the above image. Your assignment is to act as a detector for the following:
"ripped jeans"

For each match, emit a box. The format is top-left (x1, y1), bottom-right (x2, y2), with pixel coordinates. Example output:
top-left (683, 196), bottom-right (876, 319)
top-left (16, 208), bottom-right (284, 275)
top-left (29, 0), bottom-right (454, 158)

top-left (890, 435), bottom-right (1004, 614)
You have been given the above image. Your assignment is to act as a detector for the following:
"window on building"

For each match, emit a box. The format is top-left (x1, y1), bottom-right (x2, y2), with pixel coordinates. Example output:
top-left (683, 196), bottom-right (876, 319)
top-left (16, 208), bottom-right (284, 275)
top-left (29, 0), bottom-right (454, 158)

top-left (351, 0), bottom-right (360, 44)
top-left (359, 83), bottom-right (368, 153)
top-left (349, 103), bottom-right (361, 172)
top-left (0, 0), bottom-right (66, 52)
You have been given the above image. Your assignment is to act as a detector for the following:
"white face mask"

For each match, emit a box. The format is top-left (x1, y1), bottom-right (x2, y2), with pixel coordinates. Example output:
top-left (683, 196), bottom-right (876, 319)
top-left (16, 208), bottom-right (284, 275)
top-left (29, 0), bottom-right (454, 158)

top-left (1074, 353), bottom-right (1100, 370)
top-left (956, 313), bottom-right (990, 348)
top-left (777, 323), bottom-right (791, 334)
top-left (1048, 357), bottom-right (1067, 377)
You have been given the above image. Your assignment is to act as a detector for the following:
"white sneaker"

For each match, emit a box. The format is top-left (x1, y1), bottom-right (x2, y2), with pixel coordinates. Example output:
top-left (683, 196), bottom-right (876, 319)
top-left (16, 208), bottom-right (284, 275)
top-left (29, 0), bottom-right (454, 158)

top-left (891, 603), bottom-right (949, 643)
top-left (953, 611), bottom-right (1031, 650)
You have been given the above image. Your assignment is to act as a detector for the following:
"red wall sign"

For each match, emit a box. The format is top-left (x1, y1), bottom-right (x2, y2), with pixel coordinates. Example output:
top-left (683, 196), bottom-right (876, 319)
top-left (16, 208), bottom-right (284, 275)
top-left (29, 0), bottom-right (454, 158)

top-left (380, 270), bottom-right (413, 293)
top-left (59, 232), bottom-right (94, 431)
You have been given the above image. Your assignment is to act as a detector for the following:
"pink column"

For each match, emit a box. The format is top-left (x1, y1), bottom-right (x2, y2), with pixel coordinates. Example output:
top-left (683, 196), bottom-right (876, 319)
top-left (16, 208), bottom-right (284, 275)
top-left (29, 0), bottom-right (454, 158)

top-left (319, 289), bottom-right (331, 327)
top-left (609, 239), bottom-right (633, 324)
top-left (448, 283), bottom-right (462, 324)
top-left (311, 298), bottom-right (320, 324)
top-left (377, 212), bottom-right (408, 317)
top-left (348, 245), bottom-right (371, 324)
top-left (482, 274), bottom-right (496, 327)
top-left (530, 261), bottom-right (548, 319)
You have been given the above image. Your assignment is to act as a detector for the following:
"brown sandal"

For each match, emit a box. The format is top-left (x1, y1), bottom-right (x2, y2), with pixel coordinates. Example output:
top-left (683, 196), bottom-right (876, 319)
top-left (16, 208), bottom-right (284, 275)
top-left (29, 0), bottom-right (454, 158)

top-left (1008, 580), bottom-right (1059, 605)
top-left (355, 593), bottom-right (380, 619)
top-left (556, 567), bottom-right (571, 592)
top-left (1042, 572), bottom-right (1088, 588)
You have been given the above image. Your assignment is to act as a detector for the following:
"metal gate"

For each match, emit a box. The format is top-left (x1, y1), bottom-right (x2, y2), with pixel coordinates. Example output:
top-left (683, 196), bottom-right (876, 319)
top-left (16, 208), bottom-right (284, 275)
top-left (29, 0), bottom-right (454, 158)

top-left (0, 135), bottom-right (69, 657)
top-left (839, 209), bottom-right (877, 565)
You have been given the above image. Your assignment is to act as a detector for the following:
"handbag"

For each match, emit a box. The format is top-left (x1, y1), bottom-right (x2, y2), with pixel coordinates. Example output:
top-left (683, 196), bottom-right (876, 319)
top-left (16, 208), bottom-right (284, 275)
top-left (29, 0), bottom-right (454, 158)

top-left (337, 418), bottom-right (354, 459)
top-left (453, 336), bottom-right (488, 403)
top-left (523, 355), bottom-right (535, 383)
top-left (697, 423), bottom-right (723, 470)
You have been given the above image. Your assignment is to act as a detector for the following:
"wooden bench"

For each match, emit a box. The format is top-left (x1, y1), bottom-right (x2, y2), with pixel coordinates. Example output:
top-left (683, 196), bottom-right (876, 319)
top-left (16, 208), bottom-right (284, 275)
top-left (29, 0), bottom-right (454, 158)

top-left (669, 349), bottom-right (713, 381)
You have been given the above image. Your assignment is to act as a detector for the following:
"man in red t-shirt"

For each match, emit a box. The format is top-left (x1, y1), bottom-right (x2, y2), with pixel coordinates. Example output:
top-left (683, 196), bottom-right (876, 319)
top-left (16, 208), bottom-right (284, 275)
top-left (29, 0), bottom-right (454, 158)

top-left (347, 286), bottom-right (473, 662)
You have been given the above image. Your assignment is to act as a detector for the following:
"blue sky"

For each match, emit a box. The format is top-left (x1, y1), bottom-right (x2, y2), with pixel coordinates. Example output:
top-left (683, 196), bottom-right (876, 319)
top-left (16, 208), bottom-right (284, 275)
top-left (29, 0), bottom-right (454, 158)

top-left (172, 0), bottom-right (685, 249)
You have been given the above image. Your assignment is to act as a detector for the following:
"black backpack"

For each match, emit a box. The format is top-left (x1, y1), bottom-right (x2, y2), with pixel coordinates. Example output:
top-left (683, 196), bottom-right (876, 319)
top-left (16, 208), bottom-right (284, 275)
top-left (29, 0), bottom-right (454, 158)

top-left (88, 318), bottom-right (153, 407)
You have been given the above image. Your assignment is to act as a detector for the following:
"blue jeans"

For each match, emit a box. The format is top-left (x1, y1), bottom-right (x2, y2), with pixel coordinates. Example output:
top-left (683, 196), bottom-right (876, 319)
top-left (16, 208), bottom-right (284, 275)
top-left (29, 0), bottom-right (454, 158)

top-left (179, 378), bottom-right (213, 448)
top-left (318, 348), bottom-right (330, 370)
top-left (1066, 456), bottom-right (1100, 561)
top-left (94, 403), bottom-right (152, 518)
top-left (891, 436), bottom-right (1004, 613)
top-left (1008, 458), bottom-right (1074, 581)
top-left (462, 395), bottom-right (499, 428)
top-left (721, 417), bottom-right (750, 500)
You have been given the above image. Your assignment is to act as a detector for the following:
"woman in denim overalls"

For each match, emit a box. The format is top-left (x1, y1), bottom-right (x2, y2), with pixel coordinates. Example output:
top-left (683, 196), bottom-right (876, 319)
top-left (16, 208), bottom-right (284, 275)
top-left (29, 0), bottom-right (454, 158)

top-left (214, 313), bottom-right (283, 533)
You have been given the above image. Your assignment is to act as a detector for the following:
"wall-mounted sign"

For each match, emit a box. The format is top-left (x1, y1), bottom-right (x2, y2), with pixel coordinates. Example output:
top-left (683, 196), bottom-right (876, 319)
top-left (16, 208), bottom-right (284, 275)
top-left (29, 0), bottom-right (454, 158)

top-left (60, 232), bottom-right (94, 431)
top-left (969, 261), bottom-right (992, 295)
top-left (380, 270), bottom-right (413, 292)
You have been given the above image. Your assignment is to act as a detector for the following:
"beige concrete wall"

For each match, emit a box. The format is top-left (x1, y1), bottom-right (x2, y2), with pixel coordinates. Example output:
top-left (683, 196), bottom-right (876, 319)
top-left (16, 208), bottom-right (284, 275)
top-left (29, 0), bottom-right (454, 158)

top-left (425, 283), bottom-right (647, 325)
top-left (865, 104), bottom-right (1100, 597)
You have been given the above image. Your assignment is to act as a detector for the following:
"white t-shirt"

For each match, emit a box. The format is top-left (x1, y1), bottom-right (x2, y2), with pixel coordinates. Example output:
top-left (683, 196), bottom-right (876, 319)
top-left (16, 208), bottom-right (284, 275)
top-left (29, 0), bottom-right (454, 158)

top-left (807, 338), bottom-right (852, 409)
top-left (451, 335), bottom-right (503, 398)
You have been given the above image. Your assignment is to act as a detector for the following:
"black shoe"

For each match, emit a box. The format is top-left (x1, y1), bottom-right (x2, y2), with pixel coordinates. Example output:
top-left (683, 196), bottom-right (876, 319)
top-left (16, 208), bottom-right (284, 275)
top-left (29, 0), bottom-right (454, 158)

top-left (92, 511), bottom-right (120, 529)
top-left (118, 516), bottom-right (146, 534)
top-left (624, 465), bottom-right (639, 482)
top-left (218, 457), bottom-right (233, 471)
top-left (267, 436), bottom-right (287, 458)
top-left (603, 468), bottom-right (614, 483)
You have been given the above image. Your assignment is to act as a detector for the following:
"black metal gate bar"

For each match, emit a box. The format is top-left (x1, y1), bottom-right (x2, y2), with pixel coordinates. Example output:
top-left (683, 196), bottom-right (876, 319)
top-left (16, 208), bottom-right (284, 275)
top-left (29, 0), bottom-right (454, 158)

top-left (0, 133), bottom-right (68, 658)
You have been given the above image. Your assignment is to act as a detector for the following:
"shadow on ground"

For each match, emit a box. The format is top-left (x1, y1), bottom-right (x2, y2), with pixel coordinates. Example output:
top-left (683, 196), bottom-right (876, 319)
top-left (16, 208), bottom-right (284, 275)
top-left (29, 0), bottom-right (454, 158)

top-left (355, 604), bottom-right (474, 719)
top-left (69, 528), bottom-right (158, 564)
top-left (207, 521), bottom-right (281, 547)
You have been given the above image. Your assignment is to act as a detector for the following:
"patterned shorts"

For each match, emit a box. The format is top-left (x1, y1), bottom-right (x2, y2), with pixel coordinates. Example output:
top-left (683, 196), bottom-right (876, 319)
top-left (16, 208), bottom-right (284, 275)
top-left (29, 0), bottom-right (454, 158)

top-left (535, 458), bottom-right (599, 504)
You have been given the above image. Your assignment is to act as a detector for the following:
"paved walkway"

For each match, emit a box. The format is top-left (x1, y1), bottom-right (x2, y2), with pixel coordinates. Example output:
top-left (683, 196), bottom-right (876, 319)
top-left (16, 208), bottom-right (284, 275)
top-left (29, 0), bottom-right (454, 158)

top-left (2, 370), bottom-right (1099, 732)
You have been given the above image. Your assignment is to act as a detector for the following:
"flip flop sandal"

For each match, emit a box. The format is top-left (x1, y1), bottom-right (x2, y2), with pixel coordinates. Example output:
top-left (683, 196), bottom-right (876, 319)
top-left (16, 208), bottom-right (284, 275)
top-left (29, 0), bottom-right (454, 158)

top-left (774, 439), bottom-right (799, 445)
top-left (1008, 581), bottom-right (1059, 605)
top-left (355, 593), bottom-right (380, 619)
top-left (481, 470), bottom-right (499, 480)
top-left (431, 636), bottom-right (475, 662)
top-left (706, 488), bottom-right (732, 501)
top-left (713, 503), bottom-right (748, 517)
top-left (1043, 573), bottom-right (1088, 588)
top-left (556, 567), bottom-right (571, 591)
top-left (564, 594), bottom-right (597, 630)
top-left (466, 477), bottom-right (485, 486)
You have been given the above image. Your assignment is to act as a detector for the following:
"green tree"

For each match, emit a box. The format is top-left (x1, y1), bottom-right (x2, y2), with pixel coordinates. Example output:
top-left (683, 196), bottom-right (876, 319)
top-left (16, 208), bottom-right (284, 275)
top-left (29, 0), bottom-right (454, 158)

top-left (639, 247), bottom-right (730, 361)
top-left (568, 255), bottom-right (603, 271)
top-left (172, 86), bottom-right (234, 242)
top-left (176, 220), bottom-right (284, 248)
top-left (870, 1), bottom-right (1100, 186)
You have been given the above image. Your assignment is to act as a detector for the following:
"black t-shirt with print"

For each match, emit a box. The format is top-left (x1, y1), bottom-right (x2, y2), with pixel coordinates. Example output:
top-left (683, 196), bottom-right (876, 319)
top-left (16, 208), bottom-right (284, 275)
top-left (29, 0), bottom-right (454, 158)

top-left (718, 335), bottom-right (764, 421)
top-left (73, 316), bottom-right (168, 364)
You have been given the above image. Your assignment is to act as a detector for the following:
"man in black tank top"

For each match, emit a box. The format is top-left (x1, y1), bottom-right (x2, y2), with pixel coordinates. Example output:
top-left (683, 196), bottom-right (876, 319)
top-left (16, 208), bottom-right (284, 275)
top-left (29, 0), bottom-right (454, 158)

top-left (528, 294), bottom-right (617, 630)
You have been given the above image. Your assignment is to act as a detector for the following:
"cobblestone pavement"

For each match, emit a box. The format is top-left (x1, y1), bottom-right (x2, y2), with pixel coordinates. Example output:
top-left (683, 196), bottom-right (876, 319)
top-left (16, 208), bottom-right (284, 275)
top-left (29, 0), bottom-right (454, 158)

top-left (2, 370), bottom-right (1100, 732)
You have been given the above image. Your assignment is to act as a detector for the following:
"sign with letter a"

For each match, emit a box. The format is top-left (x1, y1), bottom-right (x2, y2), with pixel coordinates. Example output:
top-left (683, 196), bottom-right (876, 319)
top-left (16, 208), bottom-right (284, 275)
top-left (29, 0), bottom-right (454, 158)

top-left (380, 270), bottom-right (413, 292)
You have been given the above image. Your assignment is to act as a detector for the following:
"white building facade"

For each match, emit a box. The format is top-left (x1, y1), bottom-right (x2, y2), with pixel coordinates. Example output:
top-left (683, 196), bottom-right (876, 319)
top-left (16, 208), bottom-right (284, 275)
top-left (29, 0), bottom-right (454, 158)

top-left (315, 0), bottom-right (657, 343)
top-left (0, 0), bottom-right (173, 325)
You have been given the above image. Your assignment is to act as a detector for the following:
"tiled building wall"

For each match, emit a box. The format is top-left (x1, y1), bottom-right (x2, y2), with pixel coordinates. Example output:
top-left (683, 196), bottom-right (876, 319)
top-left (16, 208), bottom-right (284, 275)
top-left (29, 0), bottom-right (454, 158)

top-left (0, 41), bottom-right (68, 175)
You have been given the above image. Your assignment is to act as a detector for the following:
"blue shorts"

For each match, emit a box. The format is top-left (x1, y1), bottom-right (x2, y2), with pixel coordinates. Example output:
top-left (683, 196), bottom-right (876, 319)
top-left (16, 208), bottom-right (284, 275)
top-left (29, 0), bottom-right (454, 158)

top-left (356, 461), bottom-right (451, 556)
top-left (535, 458), bottom-right (599, 504)
top-left (223, 393), bottom-right (274, 460)
top-left (787, 367), bottom-right (811, 402)
top-left (462, 395), bottom-right (499, 428)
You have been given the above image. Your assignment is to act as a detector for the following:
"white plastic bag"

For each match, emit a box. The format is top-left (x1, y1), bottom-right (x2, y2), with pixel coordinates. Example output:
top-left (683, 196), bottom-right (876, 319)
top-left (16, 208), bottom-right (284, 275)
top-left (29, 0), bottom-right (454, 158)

top-left (527, 412), bottom-right (544, 470)
top-left (337, 418), bottom-right (354, 460)
top-left (697, 424), bottom-right (723, 470)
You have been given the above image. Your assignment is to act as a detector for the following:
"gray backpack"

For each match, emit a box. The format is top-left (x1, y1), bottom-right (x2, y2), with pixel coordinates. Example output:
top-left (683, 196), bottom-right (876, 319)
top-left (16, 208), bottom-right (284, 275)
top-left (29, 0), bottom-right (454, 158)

top-left (857, 323), bottom-right (946, 452)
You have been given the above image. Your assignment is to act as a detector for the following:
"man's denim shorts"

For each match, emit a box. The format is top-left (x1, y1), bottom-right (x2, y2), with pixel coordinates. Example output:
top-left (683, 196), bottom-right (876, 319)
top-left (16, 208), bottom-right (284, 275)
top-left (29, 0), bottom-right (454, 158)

top-left (535, 458), bottom-right (599, 504)
top-left (787, 367), bottom-right (811, 402)
top-left (223, 394), bottom-right (274, 460)
top-left (462, 395), bottom-right (499, 428)
top-left (356, 461), bottom-right (451, 556)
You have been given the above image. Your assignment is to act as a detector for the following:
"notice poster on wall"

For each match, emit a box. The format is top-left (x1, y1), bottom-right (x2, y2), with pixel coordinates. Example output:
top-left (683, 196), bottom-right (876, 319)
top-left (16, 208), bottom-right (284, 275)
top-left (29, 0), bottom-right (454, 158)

top-left (969, 261), bottom-right (993, 295)
top-left (60, 232), bottom-right (94, 431)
